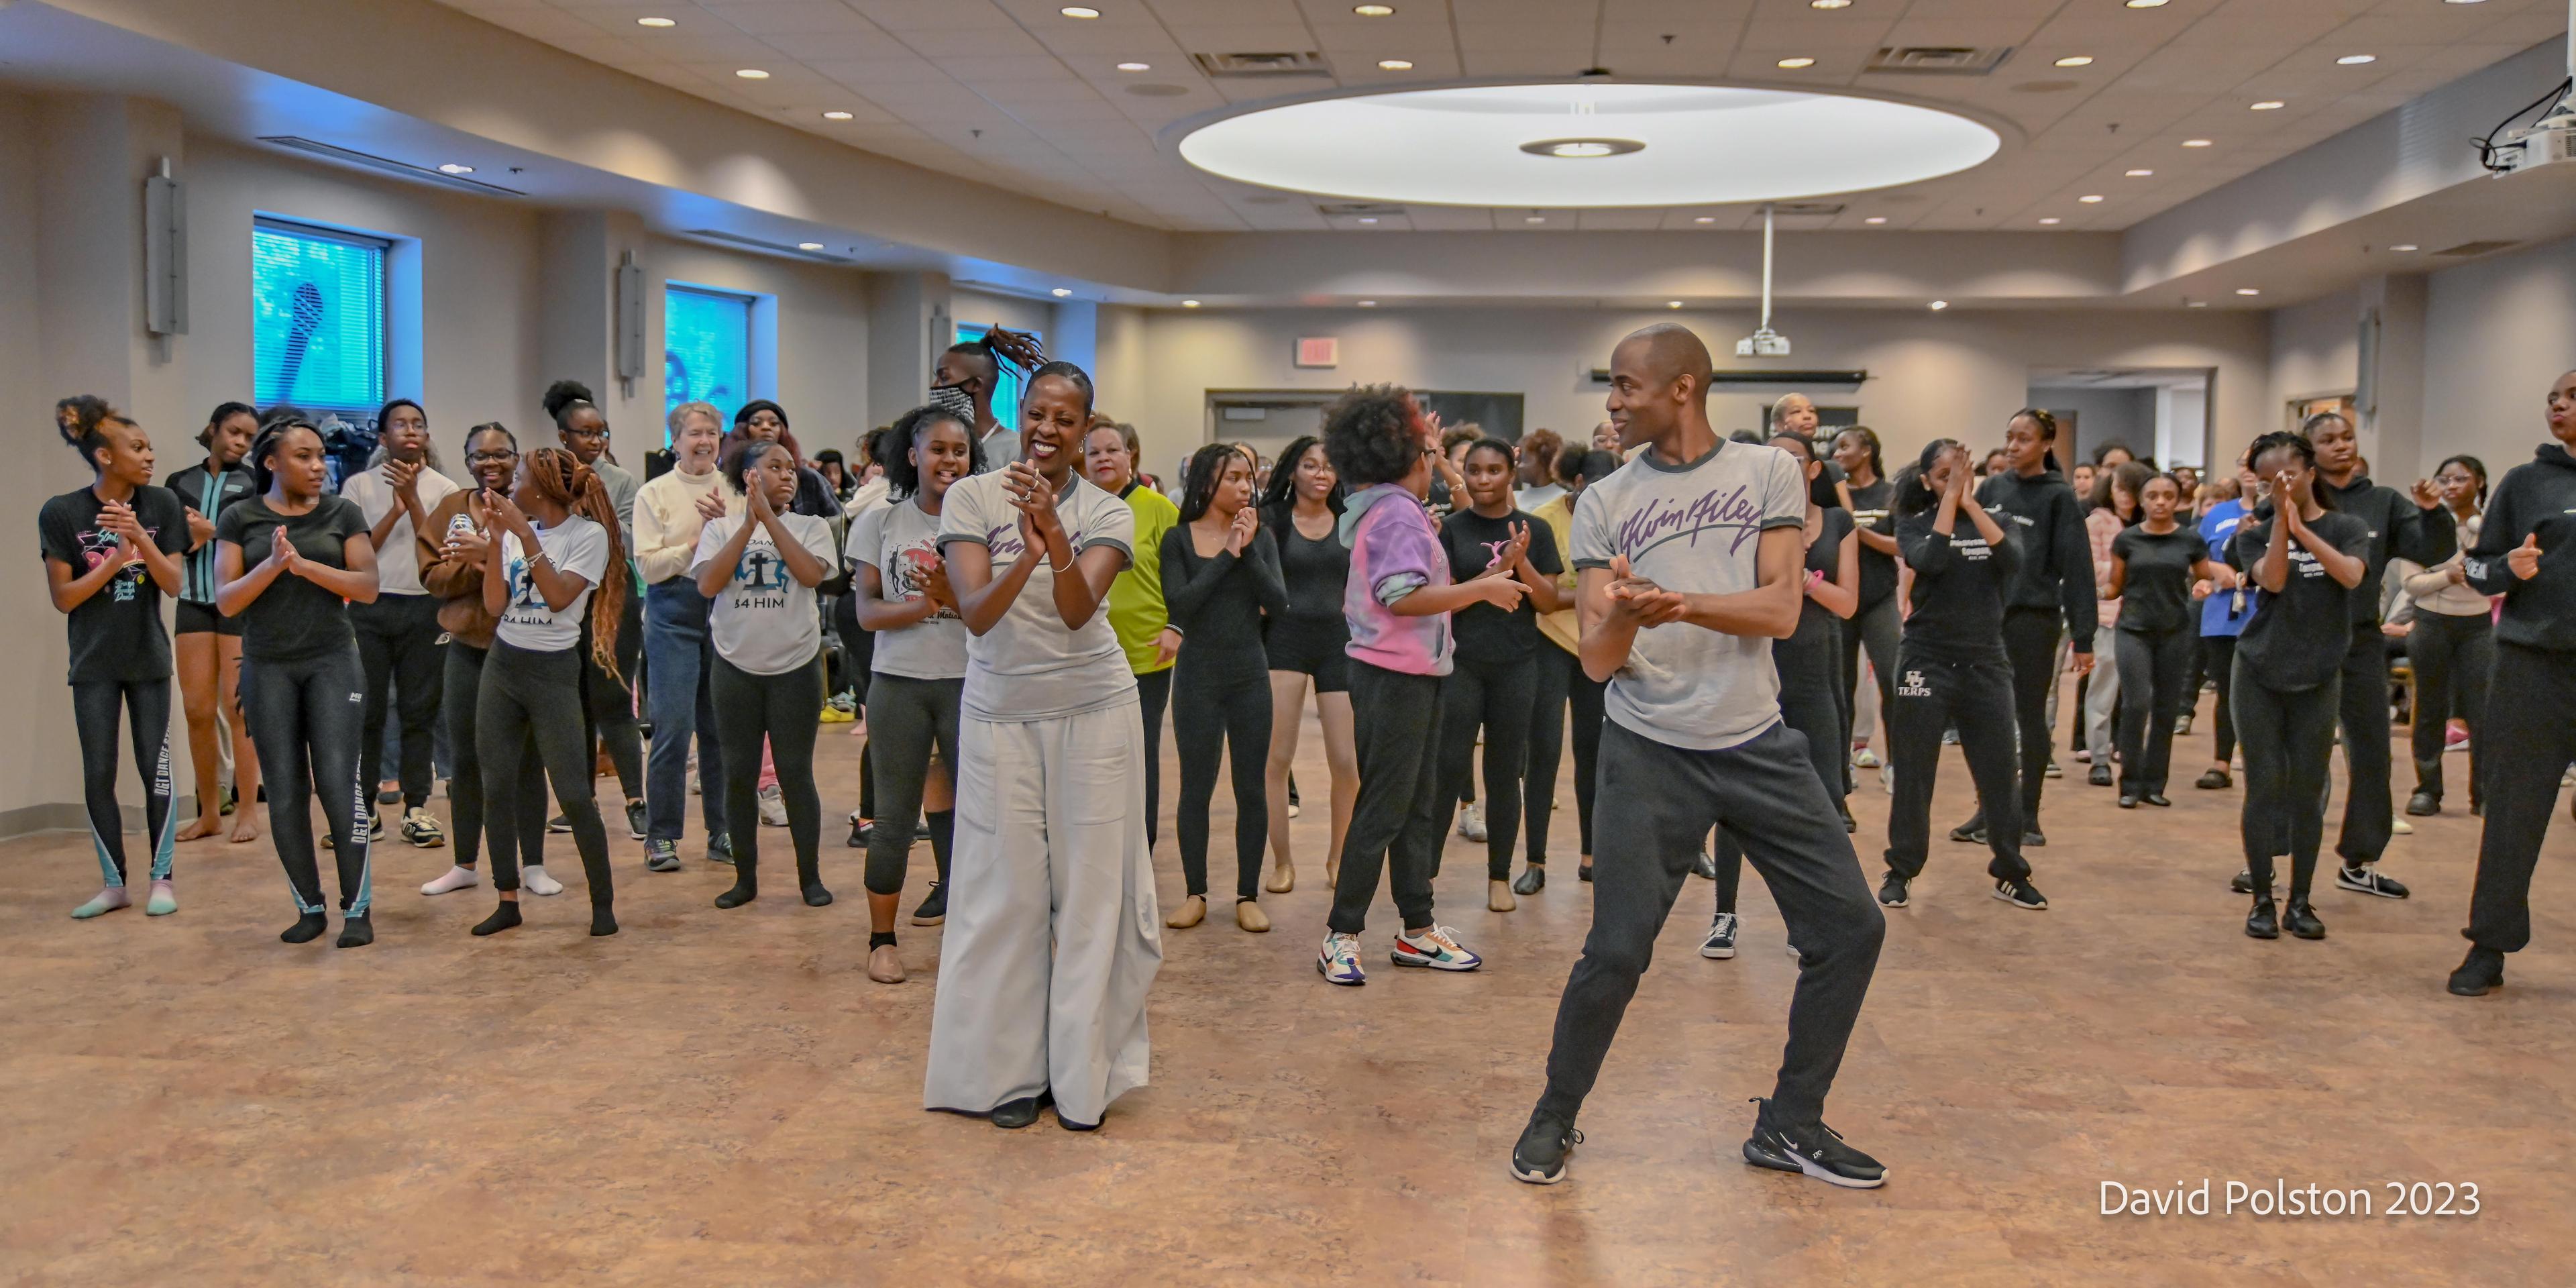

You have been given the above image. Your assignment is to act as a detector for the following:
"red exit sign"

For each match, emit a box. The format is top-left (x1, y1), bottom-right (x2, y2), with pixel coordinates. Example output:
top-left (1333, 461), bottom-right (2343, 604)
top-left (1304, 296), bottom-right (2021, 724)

top-left (1295, 336), bottom-right (1339, 368)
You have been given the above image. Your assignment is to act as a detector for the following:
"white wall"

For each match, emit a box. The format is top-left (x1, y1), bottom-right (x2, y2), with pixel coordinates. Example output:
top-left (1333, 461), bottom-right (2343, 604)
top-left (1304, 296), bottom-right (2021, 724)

top-left (2029, 386), bottom-right (2159, 466)
top-left (2269, 290), bottom-right (2361, 429)
top-left (2424, 233), bottom-right (2576, 482)
top-left (1118, 305), bottom-right (2271, 486)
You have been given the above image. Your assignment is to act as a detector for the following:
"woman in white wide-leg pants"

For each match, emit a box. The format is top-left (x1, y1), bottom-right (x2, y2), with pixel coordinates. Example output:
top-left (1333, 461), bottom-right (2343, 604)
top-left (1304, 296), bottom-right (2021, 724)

top-left (923, 363), bottom-right (1163, 1131)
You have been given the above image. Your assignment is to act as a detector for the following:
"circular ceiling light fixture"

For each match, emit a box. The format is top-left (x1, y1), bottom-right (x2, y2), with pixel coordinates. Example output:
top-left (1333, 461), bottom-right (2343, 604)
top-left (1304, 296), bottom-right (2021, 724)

top-left (1176, 83), bottom-right (2001, 209)
top-left (2125, 0), bottom-right (2168, 7)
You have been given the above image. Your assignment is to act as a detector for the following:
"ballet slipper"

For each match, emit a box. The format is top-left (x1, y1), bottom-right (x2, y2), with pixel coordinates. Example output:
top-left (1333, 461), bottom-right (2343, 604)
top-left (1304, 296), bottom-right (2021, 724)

top-left (1165, 894), bottom-right (1205, 929)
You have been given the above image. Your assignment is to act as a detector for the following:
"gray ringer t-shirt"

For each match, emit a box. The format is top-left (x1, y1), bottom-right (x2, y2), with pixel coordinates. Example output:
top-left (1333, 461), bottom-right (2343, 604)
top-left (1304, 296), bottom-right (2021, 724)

top-left (1570, 439), bottom-right (1807, 750)
top-left (938, 470), bottom-right (1136, 721)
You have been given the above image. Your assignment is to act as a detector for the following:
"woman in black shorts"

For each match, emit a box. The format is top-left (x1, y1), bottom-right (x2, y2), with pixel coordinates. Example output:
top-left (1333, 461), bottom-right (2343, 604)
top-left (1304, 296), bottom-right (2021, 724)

top-left (166, 401), bottom-right (262, 843)
top-left (1257, 434), bottom-right (1354, 892)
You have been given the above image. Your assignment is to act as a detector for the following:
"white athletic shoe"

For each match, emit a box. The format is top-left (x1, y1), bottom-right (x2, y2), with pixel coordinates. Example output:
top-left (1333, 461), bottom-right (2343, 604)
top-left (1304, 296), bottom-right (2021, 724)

top-left (1456, 803), bottom-right (1487, 844)
top-left (759, 784), bottom-right (788, 828)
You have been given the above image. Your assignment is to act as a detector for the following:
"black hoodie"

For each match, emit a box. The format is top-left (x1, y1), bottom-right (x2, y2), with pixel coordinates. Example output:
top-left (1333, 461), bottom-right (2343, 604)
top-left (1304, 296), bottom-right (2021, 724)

top-left (2464, 441), bottom-right (2576, 652)
top-left (2317, 472), bottom-right (2455, 627)
top-left (1974, 468), bottom-right (2097, 652)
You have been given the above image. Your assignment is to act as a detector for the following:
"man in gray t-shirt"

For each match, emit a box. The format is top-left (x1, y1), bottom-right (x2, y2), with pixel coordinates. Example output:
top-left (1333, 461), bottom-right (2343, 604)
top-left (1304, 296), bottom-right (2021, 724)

top-left (1513, 324), bottom-right (1889, 1194)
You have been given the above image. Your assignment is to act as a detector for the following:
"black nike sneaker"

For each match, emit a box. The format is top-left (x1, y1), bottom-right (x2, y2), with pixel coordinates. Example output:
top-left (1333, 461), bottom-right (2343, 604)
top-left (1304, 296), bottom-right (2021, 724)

top-left (1510, 1112), bottom-right (1582, 1185)
top-left (1742, 1098), bottom-right (1885, 1189)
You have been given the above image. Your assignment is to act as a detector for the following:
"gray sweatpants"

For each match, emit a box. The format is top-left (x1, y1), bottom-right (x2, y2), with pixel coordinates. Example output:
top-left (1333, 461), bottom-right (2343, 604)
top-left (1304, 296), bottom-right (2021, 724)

top-left (1535, 719), bottom-right (1884, 1129)
top-left (925, 698), bottom-right (1163, 1126)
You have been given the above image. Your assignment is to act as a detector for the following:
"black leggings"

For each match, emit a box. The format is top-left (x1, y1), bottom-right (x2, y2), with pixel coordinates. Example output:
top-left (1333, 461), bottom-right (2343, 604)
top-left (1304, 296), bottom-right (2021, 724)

top-left (2406, 610), bottom-right (2491, 805)
top-left (2113, 626), bottom-right (2194, 796)
top-left (1136, 666), bottom-right (1172, 848)
top-left (712, 653), bottom-right (824, 892)
top-left (244, 645), bottom-right (372, 916)
top-left (1438, 653), bottom-right (1536, 881)
top-left (441, 641), bottom-right (547, 873)
top-left (1719, 629), bottom-right (1845, 914)
top-left (1884, 651), bottom-right (2027, 883)
top-left (2464, 642), bottom-right (2576, 953)
top-left (580, 592), bottom-right (645, 803)
top-left (1328, 660), bottom-right (1444, 936)
top-left (70, 678), bottom-right (174, 887)
top-left (1523, 644), bottom-right (1574, 863)
top-left (2232, 659), bottom-right (2340, 900)
top-left (2000, 607), bottom-right (2062, 818)
top-left (1173, 654), bottom-right (1272, 900)
top-left (1567, 665), bottom-right (1607, 857)
top-left (352, 592), bottom-right (444, 811)
top-left (478, 641), bottom-right (614, 908)
top-left (863, 672), bottom-right (962, 896)
top-left (2202, 635), bottom-right (2239, 765)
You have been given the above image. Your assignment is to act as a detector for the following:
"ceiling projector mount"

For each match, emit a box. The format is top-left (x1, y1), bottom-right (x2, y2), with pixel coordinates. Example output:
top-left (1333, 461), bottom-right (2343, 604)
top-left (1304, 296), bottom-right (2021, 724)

top-left (1737, 204), bottom-right (1790, 359)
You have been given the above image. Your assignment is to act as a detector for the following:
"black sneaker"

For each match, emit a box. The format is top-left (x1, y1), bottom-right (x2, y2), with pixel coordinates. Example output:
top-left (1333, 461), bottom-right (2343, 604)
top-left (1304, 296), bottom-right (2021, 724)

top-left (2406, 790), bottom-right (2440, 816)
top-left (1947, 817), bottom-right (1985, 845)
top-left (1992, 876), bottom-right (2047, 911)
top-left (1512, 865), bottom-right (1546, 896)
top-left (2447, 947), bottom-right (2506, 997)
top-left (2337, 864), bottom-right (2410, 900)
top-left (2087, 765), bottom-right (2113, 788)
top-left (1509, 1112), bottom-right (1582, 1185)
top-left (2196, 768), bottom-right (2232, 790)
top-left (2230, 867), bottom-right (2269, 896)
top-left (1742, 1098), bottom-right (1885, 1189)
top-left (912, 881), bottom-right (947, 926)
top-left (547, 814), bottom-right (572, 835)
top-left (2245, 896), bottom-right (2279, 940)
top-left (2022, 830), bottom-right (2047, 849)
top-left (1876, 873), bottom-right (1909, 908)
top-left (1577, 863), bottom-right (1593, 883)
top-left (2283, 899), bottom-right (2326, 939)
top-left (706, 832), bottom-right (735, 866)
top-left (625, 800), bottom-right (647, 840)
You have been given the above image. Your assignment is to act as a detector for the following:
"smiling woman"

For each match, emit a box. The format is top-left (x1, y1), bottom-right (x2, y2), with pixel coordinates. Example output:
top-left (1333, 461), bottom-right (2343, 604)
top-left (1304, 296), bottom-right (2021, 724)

top-left (1175, 83), bottom-right (2002, 207)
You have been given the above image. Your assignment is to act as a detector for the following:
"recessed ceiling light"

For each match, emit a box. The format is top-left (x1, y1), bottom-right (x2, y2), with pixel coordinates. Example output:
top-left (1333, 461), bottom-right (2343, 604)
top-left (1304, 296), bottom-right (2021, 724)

top-left (2250, 100), bottom-right (2284, 111)
top-left (2337, 54), bottom-right (2376, 65)
top-left (1061, 6), bottom-right (1100, 17)
top-left (1182, 299), bottom-right (1201, 307)
top-left (1811, 0), bottom-right (1851, 8)
top-left (1358, 300), bottom-right (1378, 307)
top-left (2079, 194), bottom-right (2104, 203)
top-left (1357, 216), bottom-right (1379, 224)
top-left (822, 110), bottom-right (854, 120)
top-left (797, 241), bottom-right (824, 250)
top-left (2390, 244), bottom-right (2419, 252)
top-left (1777, 57), bottom-right (1817, 70)
top-left (1865, 215), bottom-right (1886, 224)
top-left (2039, 217), bottom-right (2061, 225)
top-left (1525, 215), bottom-right (1546, 223)
top-left (2182, 138), bottom-right (2213, 147)
top-left (1052, 287), bottom-right (1073, 297)
top-left (636, 16), bottom-right (676, 28)
top-left (1379, 59), bottom-right (1414, 70)
top-left (1927, 300), bottom-right (1948, 311)
top-left (1521, 138), bottom-right (1645, 158)
top-left (2054, 56), bottom-right (2094, 67)
top-left (438, 163), bottom-right (474, 174)
top-left (1354, 3), bottom-right (1395, 13)
top-left (2126, 168), bottom-right (2153, 176)
top-left (735, 68), bottom-right (770, 79)
top-left (2235, 287), bottom-right (2261, 296)
top-left (1666, 301), bottom-right (1684, 309)
top-left (1693, 215), bottom-right (1715, 223)
top-left (2125, 0), bottom-right (2167, 7)
top-left (1116, 62), bottom-right (1151, 72)
top-left (2187, 299), bottom-right (2208, 308)
top-left (2444, 0), bottom-right (2488, 4)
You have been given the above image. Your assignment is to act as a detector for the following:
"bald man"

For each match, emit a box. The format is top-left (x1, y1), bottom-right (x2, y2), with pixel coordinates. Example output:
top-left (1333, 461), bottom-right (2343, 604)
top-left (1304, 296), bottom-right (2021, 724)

top-left (1512, 325), bottom-right (1887, 1189)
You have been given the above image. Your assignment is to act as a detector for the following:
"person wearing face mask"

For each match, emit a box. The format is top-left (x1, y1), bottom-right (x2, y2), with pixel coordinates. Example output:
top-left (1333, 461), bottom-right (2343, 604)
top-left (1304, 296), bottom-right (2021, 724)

top-left (2447, 372), bottom-right (2576, 995)
top-left (45, 398), bottom-right (190, 920)
top-left (415, 424), bottom-right (551, 899)
top-left (544, 382), bottom-right (647, 842)
top-left (2399, 455), bottom-right (2491, 818)
top-left (1085, 418), bottom-right (1180, 853)
top-left (2303, 412), bottom-right (2455, 900)
top-left (2192, 463), bottom-right (2259, 791)
top-left (924, 360), bottom-right (1161, 1133)
top-left (632, 401), bottom-right (740, 872)
top-left (935, 329), bottom-right (1044, 474)
top-left (2224, 431), bottom-right (2369, 941)
top-left (1159, 444), bottom-right (1290, 933)
top-left (2100, 473), bottom-right (2237, 809)
top-left (166, 401), bottom-right (262, 845)
top-left (341, 398), bottom-right (460, 849)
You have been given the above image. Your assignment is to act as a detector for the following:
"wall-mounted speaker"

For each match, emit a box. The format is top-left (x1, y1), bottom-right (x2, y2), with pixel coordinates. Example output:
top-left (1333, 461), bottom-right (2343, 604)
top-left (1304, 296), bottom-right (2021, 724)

top-left (615, 250), bottom-right (644, 394)
top-left (144, 164), bottom-right (187, 336)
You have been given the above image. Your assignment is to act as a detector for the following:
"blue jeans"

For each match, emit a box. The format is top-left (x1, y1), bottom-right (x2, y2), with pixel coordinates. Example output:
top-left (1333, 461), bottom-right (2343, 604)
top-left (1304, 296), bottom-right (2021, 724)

top-left (645, 578), bottom-right (727, 844)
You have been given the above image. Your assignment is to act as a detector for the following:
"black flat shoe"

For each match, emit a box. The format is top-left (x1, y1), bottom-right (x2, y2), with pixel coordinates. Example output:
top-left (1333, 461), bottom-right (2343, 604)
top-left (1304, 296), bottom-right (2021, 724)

top-left (2195, 769), bottom-right (2231, 790)
top-left (2117, 794), bottom-right (2139, 809)
top-left (2406, 790), bottom-right (2440, 817)
top-left (2140, 793), bottom-right (2171, 808)
top-left (1511, 865), bottom-right (1545, 896)
top-left (2021, 830), bottom-right (2047, 848)
top-left (991, 1090), bottom-right (1052, 1130)
top-left (1577, 863), bottom-right (1593, 883)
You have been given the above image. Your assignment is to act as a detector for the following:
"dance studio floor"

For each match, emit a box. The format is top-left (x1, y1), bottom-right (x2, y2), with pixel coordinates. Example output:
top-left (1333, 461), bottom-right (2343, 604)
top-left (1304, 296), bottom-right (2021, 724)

top-left (5, 687), bottom-right (2573, 1287)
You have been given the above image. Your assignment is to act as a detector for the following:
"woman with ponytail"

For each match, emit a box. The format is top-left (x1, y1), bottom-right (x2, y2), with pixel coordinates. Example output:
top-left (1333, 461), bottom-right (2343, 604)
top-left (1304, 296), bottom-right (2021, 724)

top-left (216, 417), bottom-right (383, 947)
top-left (544, 380), bottom-right (646, 838)
top-left (466, 445), bottom-right (625, 938)
top-left (43, 397), bottom-right (190, 920)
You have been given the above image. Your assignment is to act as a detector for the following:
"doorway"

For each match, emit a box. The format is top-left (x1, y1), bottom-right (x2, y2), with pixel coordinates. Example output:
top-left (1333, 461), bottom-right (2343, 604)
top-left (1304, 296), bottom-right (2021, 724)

top-left (2027, 368), bottom-right (2215, 468)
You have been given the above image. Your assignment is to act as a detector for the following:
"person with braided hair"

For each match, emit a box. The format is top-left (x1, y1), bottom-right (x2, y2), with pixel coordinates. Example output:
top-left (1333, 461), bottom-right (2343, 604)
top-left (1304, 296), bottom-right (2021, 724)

top-left (42, 396), bottom-right (190, 920)
top-left (465, 445), bottom-right (625, 938)
top-left (543, 381), bottom-right (647, 841)
top-left (934, 326), bottom-right (1044, 474)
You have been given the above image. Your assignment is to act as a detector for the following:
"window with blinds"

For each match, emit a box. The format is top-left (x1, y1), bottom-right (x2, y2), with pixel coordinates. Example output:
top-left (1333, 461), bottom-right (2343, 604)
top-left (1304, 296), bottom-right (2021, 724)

top-left (665, 285), bottom-right (753, 423)
top-left (251, 219), bottom-right (388, 419)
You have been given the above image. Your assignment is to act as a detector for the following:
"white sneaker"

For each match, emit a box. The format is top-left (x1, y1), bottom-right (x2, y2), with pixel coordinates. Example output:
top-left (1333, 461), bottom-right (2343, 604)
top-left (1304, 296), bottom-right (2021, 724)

top-left (759, 784), bottom-right (788, 827)
top-left (1318, 932), bottom-right (1366, 985)
top-left (1392, 923), bottom-right (1482, 971)
top-left (1851, 747), bottom-right (1880, 769)
top-left (1456, 803), bottom-right (1487, 843)
top-left (522, 865), bottom-right (566, 896)
top-left (420, 865), bottom-right (480, 896)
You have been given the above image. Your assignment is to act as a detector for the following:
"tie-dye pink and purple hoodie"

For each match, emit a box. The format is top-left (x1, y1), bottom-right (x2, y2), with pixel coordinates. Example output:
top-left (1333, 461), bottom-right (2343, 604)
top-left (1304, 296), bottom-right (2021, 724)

top-left (1338, 482), bottom-right (1453, 677)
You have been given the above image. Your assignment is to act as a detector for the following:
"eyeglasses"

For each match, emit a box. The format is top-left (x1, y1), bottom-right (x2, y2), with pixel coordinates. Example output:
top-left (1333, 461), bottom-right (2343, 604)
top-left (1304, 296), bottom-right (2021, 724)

top-left (466, 450), bottom-right (518, 465)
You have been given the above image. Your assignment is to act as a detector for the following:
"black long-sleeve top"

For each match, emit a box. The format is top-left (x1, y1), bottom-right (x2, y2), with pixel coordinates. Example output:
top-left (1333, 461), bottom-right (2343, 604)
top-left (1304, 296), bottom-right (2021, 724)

top-left (1896, 509), bottom-right (2022, 665)
top-left (2464, 441), bottom-right (2576, 652)
top-left (1161, 521), bottom-right (1290, 680)
top-left (1976, 468), bottom-right (2097, 652)
top-left (2319, 472), bottom-right (2457, 627)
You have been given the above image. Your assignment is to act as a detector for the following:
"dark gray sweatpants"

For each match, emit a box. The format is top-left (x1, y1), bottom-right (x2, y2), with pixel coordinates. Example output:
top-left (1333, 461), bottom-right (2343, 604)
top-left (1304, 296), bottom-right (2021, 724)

top-left (1536, 719), bottom-right (1885, 1129)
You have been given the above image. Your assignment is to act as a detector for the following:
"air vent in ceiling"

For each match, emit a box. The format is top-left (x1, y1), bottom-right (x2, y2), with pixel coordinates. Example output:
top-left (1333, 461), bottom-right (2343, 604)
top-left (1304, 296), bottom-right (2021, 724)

top-left (1317, 202), bottom-right (1406, 217)
top-left (1192, 51), bottom-right (1331, 78)
top-left (1126, 83), bottom-right (1190, 98)
top-left (258, 136), bottom-right (527, 196)
top-left (682, 229), bottom-right (854, 264)
top-left (2432, 239), bottom-right (2517, 258)
top-left (1866, 46), bottom-right (2015, 75)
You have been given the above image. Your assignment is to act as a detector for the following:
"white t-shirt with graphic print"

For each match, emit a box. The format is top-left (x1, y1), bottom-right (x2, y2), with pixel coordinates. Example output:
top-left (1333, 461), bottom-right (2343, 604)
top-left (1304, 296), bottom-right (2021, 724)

top-left (690, 511), bottom-right (839, 676)
top-left (852, 496), bottom-right (970, 681)
top-left (496, 515), bottom-right (611, 653)
top-left (936, 470), bottom-right (1135, 722)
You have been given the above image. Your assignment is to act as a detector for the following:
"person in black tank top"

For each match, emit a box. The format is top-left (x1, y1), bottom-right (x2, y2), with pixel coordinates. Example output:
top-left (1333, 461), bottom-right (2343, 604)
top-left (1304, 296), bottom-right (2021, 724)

top-left (166, 402), bottom-right (263, 845)
top-left (1831, 427), bottom-right (1900, 788)
top-left (1256, 436), bottom-right (1355, 894)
